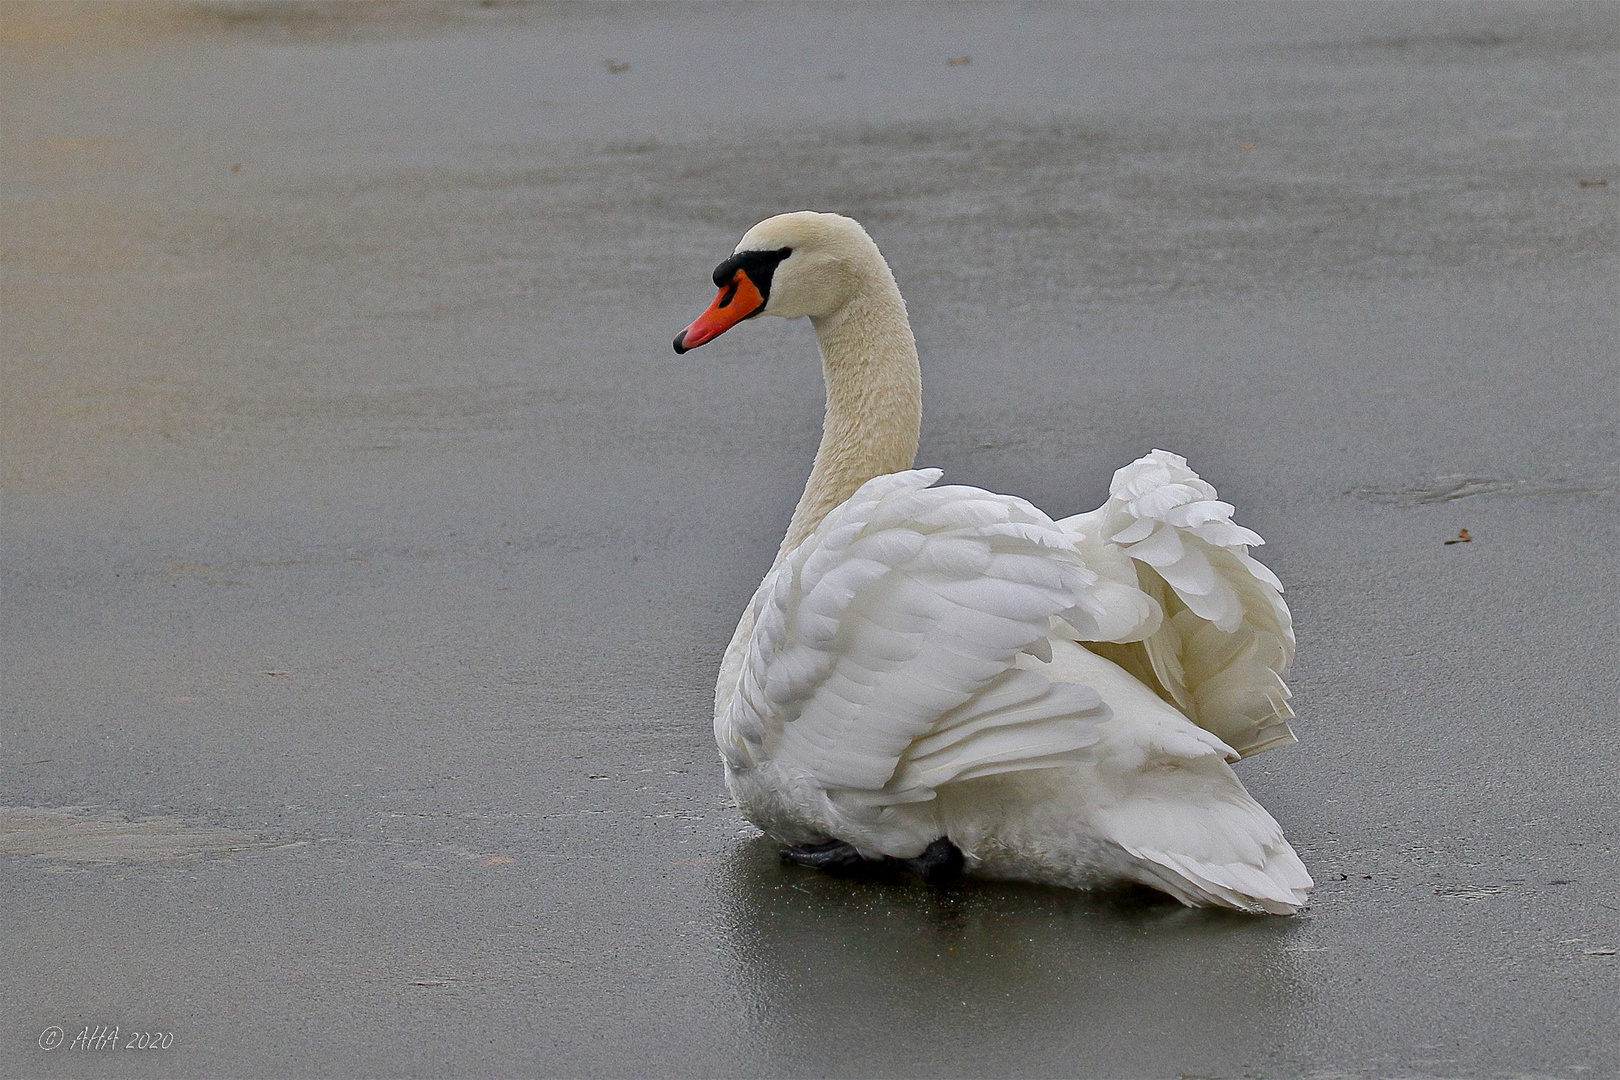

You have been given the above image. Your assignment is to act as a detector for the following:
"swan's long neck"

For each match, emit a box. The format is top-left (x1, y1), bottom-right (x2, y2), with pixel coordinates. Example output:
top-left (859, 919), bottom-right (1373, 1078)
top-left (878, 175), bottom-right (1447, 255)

top-left (774, 272), bottom-right (921, 565)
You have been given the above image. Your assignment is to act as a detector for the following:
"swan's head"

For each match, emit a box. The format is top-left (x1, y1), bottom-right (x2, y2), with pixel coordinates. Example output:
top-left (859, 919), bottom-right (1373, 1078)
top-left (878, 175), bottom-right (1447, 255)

top-left (673, 211), bottom-right (878, 353)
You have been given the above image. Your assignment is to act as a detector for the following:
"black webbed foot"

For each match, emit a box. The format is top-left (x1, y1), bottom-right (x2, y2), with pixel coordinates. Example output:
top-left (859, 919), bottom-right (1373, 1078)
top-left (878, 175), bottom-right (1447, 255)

top-left (900, 837), bottom-right (966, 887)
top-left (780, 839), bottom-right (867, 872)
top-left (780, 836), bottom-right (965, 887)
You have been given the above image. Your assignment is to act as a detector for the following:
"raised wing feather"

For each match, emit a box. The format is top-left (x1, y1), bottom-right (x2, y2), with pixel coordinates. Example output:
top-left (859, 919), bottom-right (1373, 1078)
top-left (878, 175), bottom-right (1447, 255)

top-left (1058, 450), bottom-right (1297, 757)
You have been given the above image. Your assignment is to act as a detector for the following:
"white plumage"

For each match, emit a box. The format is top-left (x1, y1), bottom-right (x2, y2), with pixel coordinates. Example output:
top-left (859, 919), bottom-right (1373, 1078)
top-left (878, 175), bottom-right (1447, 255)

top-left (682, 212), bottom-right (1311, 914)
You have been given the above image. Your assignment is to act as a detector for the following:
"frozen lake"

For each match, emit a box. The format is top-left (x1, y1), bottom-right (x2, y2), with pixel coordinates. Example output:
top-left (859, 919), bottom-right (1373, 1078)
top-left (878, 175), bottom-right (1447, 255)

top-left (3, 2), bottom-right (1616, 1076)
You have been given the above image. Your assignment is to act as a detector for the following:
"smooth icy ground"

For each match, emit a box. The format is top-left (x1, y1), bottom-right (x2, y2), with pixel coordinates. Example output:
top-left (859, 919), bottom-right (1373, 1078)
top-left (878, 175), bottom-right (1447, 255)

top-left (2, 2), bottom-right (1616, 1077)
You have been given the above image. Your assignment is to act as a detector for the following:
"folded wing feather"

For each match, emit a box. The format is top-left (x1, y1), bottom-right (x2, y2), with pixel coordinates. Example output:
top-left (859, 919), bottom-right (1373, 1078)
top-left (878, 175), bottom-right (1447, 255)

top-left (719, 470), bottom-right (1116, 848)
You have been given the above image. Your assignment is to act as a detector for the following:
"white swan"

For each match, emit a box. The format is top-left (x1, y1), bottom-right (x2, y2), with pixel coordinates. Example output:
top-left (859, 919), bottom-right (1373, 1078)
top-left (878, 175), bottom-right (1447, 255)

top-left (675, 212), bottom-right (1311, 914)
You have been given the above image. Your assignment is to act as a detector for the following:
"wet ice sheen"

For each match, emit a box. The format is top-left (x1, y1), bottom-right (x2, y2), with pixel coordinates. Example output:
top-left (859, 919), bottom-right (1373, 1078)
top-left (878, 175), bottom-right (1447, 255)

top-left (0, 807), bottom-right (287, 862)
top-left (2, 2), bottom-right (1615, 1078)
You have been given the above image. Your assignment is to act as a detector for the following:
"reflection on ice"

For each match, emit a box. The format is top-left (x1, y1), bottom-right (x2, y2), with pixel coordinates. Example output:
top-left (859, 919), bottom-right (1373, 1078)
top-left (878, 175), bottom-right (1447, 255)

top-left (716, 838), bottom-right (1309, 1076)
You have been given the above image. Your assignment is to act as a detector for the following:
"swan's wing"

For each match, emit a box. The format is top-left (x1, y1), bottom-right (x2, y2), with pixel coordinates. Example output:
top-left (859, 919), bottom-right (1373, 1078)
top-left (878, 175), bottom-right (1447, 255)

top-left (719, 469), bottom-right (1115, 853)
top-left (1058, 449), bottom-right (1297, 757)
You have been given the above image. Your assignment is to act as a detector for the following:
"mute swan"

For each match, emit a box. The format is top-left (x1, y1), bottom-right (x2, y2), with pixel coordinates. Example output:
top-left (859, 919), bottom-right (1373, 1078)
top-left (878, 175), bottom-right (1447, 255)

top-left (675, 211), bottom-right (1311, 913)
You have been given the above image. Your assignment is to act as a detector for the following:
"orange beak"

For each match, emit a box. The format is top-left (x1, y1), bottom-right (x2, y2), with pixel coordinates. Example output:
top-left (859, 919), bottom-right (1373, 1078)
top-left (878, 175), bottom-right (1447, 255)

top-left (673, 269), bottom-right (765, 354)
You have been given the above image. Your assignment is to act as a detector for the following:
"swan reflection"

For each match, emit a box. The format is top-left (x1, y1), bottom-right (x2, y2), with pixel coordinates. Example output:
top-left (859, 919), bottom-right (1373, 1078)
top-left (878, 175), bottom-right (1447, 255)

top-left (716, 837), bottom-right (1311, 1076)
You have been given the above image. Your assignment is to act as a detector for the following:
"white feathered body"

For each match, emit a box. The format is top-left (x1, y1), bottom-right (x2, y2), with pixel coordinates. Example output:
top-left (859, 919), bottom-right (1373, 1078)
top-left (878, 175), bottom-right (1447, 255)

top-left (716, 454), bottom-right (1311, 914)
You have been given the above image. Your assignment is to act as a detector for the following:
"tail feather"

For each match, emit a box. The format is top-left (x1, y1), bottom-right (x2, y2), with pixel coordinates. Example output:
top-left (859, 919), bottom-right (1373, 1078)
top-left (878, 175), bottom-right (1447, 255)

top-left (1128, 843), bottom-right (1312, 915)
